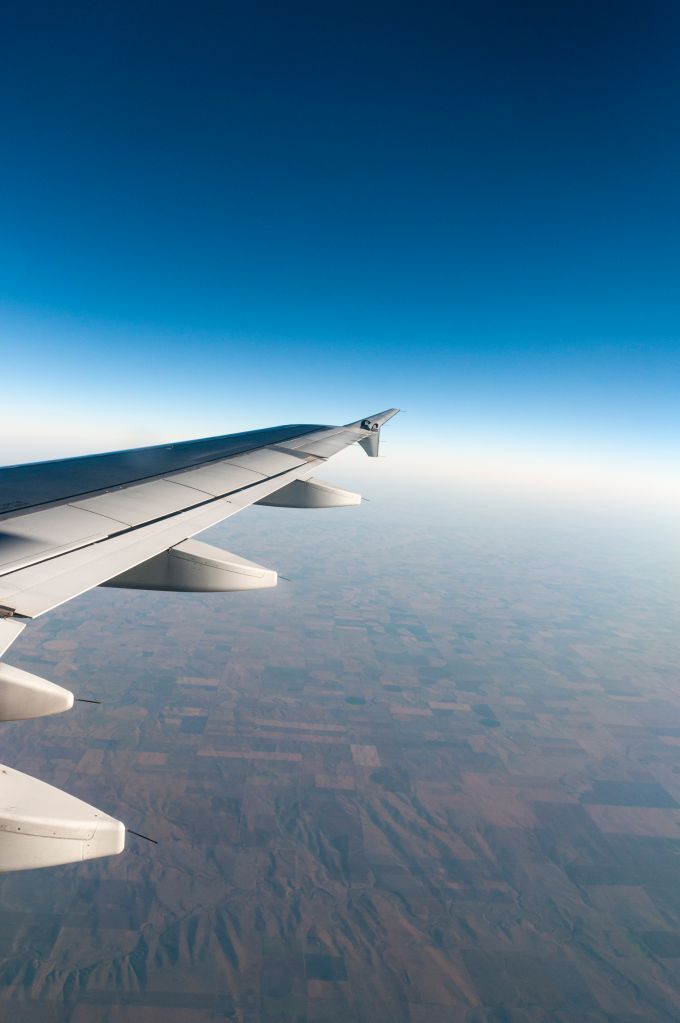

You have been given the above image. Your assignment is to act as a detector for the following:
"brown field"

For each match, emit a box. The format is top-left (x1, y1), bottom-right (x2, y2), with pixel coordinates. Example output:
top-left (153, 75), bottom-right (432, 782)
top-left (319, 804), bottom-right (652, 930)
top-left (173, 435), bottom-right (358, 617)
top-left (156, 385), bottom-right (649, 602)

top-left (0, 504), bottom-right (678, 1022)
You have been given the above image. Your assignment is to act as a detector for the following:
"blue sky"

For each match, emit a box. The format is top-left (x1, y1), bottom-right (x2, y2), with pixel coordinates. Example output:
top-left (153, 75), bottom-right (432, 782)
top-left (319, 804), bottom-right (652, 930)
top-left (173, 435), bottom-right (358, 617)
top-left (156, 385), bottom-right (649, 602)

top-left (1, 2), bottom-right (678, 506)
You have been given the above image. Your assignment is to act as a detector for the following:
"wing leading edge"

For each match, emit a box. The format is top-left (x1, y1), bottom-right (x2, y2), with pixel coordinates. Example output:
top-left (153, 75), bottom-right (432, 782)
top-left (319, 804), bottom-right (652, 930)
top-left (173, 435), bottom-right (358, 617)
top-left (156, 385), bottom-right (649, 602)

top-left (0, 408), bottom-right (399, 871)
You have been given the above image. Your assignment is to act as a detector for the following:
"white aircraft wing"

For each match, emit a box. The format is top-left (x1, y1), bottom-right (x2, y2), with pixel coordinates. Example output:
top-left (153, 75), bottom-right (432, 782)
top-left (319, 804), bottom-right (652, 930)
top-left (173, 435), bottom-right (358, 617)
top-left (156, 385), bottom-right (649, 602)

top-left (0, 408), bottom-right (398, 871)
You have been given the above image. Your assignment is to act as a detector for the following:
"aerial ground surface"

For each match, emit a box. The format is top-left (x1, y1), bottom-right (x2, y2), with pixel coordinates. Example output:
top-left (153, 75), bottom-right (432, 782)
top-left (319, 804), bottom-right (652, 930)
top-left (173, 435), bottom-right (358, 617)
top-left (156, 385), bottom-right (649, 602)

top-left (0, 490), bottom-right (679, 1022)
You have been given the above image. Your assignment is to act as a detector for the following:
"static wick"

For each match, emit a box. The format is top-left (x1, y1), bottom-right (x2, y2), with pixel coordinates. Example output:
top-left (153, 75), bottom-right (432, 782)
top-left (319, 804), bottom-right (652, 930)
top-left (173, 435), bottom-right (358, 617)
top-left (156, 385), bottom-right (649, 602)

top-left (279, 575), bottom-right (292, 582)
top-left (127, 829), bottom-right (158, 845)
top-left (75, 697), bottom-right (101, 704)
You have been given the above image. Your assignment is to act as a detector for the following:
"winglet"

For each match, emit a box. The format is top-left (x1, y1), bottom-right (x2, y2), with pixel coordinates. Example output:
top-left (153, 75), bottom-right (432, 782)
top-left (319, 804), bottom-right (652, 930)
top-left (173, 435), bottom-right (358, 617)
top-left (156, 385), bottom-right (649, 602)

top-left (0, 620), bottom-right (25, 659)
top-left (359, 431), bottom-right (380, 457)
top-left (345, 408), bottom-right (399, 458)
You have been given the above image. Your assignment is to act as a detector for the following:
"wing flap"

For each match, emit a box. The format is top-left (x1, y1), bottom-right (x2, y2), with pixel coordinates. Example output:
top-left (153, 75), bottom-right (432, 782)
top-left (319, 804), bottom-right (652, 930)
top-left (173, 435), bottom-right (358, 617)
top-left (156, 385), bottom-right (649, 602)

top-left (164, 462), bottom-right (264, 495)
top-left (0, 505), bottom-right (127, 576)
top-left (228, 449), bottom-right (310, 475)
top-left (72, 478), bottom-right (212, 527)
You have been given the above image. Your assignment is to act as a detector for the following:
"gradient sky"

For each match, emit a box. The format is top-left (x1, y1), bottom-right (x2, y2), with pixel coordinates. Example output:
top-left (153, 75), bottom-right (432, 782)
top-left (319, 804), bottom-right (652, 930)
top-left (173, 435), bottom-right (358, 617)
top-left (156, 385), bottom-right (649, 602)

top-left (1, 2), bottom-right (678, 507)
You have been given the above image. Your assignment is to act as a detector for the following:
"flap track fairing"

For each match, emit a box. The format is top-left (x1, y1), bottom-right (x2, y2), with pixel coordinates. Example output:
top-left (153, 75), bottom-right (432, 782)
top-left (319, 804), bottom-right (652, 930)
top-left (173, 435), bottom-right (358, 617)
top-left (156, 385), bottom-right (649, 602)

top-left (102, 539), bottom-right (277, 592)
top-left (0, 663), bottom-right (74, 721)
top-left (256, 478), bottom-right (361, 508)
top-left (0, 765), bottom-right (125, 871)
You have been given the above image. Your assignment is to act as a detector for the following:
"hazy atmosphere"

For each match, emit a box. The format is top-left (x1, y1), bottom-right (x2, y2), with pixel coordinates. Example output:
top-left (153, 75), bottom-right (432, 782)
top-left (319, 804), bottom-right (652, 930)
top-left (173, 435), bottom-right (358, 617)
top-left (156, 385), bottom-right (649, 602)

top-left (0, 2), bottom-right (679, 1021)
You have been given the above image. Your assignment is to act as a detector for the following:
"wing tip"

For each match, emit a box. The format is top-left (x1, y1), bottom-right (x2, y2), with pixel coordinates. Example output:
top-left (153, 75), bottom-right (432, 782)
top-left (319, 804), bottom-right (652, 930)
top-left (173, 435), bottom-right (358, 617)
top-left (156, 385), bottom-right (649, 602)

top-left (344, 408), bottom-right (400, 429)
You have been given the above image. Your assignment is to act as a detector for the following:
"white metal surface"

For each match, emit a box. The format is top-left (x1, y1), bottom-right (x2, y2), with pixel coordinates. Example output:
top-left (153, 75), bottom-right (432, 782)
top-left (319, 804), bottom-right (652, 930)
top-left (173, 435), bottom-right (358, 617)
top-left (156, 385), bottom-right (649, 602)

top-left (229, 447), bottom-right (309, 475)
top-left (0, 621), bottom-right (24, 658)
top-left (0, 765), bottom-right (125, 871)
top-left (164, 462), bottom-right (264, 495)
top-left (359, 431), bottom-right (380, 457)
top-left (285, 435), bottom-right (355, 458)
top-left (103, 539), bottom-right (277, 591)
top-left (257, 478), bottom-right (361, 508)
top-left (0, 663), bottom-right (74, 720)
top-left (0, 505), bottom-right (125, 576)
top-left (282, 427), bottom-right (345, 450)
top-left (72, 478), bottom-right (211, 526)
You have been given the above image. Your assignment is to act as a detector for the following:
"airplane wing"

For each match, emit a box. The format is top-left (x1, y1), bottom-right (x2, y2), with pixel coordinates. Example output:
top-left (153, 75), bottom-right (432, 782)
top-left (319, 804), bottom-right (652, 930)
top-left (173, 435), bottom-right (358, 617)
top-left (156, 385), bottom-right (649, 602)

top-left (0, 408), bottom-right (399, 871)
